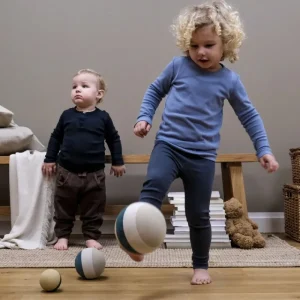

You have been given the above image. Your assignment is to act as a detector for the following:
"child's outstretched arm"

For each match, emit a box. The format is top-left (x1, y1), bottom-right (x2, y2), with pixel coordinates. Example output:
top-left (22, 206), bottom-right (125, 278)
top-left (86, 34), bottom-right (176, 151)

top-left (42, 113), bottom-right (65, 176)
top-left (228, 75), bottom-right (279, 173)
top-left (134, 59), bottom-right (175, 138)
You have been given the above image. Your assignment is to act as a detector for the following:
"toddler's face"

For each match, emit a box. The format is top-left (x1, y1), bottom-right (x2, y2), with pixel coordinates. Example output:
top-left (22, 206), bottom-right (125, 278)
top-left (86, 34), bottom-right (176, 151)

top-left (188, 24), bottom-right (224, 72)
top-left (71, 73), bottom-right (102, 108)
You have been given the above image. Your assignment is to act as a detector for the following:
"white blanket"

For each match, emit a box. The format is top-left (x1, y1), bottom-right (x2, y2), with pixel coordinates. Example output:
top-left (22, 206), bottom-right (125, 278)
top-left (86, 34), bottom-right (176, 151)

top-left (0, 150), bottom-right (57, 249)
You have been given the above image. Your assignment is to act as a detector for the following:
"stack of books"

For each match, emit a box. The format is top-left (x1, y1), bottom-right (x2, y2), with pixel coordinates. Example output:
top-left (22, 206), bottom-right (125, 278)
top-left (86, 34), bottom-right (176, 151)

top-left (164, 191), bottom-right (231, 249)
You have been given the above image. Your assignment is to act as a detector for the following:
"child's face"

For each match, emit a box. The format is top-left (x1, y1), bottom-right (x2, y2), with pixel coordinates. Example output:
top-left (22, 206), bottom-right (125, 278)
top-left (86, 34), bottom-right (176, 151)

top-left (188, 25), bottom-right (224, 72)
top-left (71, 73), bottom-right (103, 109)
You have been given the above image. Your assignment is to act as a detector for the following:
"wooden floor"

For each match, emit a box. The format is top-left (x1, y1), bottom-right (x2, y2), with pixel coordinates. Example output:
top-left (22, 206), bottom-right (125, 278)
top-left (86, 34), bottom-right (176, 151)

top-left (1, 234), bottom-right (300, 300)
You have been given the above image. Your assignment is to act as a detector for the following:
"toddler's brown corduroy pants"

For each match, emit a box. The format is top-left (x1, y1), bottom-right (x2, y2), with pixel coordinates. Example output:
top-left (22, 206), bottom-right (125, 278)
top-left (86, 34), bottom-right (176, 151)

top-left (53, 165), bottom-right (106, 241)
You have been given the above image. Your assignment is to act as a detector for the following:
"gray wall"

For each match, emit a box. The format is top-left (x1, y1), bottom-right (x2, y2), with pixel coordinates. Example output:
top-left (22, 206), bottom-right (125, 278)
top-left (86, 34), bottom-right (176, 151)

top-left (0, 0), bottom-right (299, 212)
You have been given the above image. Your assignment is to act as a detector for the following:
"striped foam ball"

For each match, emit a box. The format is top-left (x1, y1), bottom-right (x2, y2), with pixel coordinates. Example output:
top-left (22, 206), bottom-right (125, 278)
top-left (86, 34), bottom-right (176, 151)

top-left (115, 202), bottom-right (167, 254)
top-left (75, 248), bottom-right (106, 279)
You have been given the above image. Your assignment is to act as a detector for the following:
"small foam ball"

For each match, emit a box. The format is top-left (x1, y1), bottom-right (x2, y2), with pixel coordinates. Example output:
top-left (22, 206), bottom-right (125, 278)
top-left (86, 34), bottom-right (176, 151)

top-left (39, 269), bottom-right (61, 292)
top-left (75, 248), bottom-right (106, 279)
top-left (115, 202), bottom-right (167, 255)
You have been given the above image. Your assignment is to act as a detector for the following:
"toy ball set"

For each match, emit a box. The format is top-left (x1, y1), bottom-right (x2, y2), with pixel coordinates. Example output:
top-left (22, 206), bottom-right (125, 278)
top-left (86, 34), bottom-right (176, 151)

top-left (40, 202), bottom-right (166, 292)
top-left (40, 248), bottom-right (106, 292)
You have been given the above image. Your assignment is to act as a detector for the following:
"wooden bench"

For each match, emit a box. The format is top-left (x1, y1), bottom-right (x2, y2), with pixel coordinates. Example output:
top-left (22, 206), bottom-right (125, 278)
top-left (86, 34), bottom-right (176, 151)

top-left (0, 153), bottom-right (257, 217)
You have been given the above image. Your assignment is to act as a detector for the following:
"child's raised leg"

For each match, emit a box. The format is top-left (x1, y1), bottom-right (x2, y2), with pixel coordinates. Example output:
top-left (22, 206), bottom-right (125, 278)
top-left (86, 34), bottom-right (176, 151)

top-left (181, 156), bottom-right (215, 285)
top-left (126, 141), bottom-right (180, 261)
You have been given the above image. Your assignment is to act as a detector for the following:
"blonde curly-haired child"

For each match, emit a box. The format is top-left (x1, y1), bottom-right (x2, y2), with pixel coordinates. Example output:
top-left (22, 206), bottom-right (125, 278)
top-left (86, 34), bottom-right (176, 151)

top-left (130, 0), bottom-right (279, 285)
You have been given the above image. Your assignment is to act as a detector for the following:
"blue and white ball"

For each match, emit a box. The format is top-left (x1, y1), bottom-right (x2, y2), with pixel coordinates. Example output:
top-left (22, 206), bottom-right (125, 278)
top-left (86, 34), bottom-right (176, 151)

top-left (115, 202), bottom-right (167, 255)
top-left (75, 248), bottom-right (106, 279)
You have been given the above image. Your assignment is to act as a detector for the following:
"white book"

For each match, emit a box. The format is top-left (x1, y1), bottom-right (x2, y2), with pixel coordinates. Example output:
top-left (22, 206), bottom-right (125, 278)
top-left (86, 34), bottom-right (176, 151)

top-left (165, 239), bottom-right (231, 243)
top-left (211, 234), bottom-right (229, 239)
top-left (165, 241), bottom-right (231, 249)
top-left (165, 234), bottom-right (190, 239)
top-left (173, 210), bottom-right (227, 218)
top-left (169, 197), bottom-right (224, 204)
top-left (174, 226), bottom-right (227, 233)
top-left (210, 198), bottom-right (224, 204)
top-left (209, 205), bottom-right (225, 210)
top-left (165, 238), bottom-right (231, 243)
top-left (173, 211), bottom-right (186, 216)
top-left (169, 201), bottom-right (224, 207)
top-left (173, 205), bottom-right (225, 212)
top-left (175, 205), bottom-right (185, 211)
top-left (172, 231), bottom-right (228, 237)
top-left (168, 190), bottom-right (220, 199)
top-left (171, 216), bottom-right (225, 221)
top-left (172, 230), bottom-right (228, 236)
top-left (174, 227), bottom-right (189, 232)
top-left (173, 233), bottom-right (190, 237)
top-left (168, 198), bottom-right (224, 207)
top-left (210, 200), bottom-right (224, 205)
top-left (210, 213), bottom-right (226, 218)
top-left (164, 235), bottom-right (230, 242)
top-left (171, 220), bottom-right (225, 227)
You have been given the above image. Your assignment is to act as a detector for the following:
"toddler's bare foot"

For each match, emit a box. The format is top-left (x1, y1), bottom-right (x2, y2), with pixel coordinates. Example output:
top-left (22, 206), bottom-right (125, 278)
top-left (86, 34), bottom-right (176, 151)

top-left (86, 239), bottom-right (103, 250)
top-left (54, 238), bottom-right (68, 250)
top-left (191, 269), bottom-right (212, 285)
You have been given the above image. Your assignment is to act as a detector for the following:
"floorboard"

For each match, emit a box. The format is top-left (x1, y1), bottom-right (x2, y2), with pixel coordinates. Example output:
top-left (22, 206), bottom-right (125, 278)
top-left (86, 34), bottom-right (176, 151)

top-left (1, 233), bottom-right (300, 299)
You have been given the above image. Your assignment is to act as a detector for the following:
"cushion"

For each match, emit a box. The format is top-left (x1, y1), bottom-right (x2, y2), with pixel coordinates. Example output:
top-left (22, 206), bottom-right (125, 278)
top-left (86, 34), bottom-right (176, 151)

top-left (0, 105), bottom-right (14, 128)
top-left (28, 135), bottom-right (46, 152)
top-left (0, 126), bottom-right (33, 155)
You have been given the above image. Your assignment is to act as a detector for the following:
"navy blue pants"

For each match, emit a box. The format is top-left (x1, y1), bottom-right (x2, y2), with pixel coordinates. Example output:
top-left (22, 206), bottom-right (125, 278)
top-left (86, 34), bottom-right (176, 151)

top-left (139, 141), bottom-right (215, 269)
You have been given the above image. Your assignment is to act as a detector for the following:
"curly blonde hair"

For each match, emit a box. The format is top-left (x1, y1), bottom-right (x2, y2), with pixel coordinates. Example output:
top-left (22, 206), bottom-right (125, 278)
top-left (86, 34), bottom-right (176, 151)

top-left (170, 0), bottom-right (246, 63)
top-left (75, 69), bottom-right (107, 103)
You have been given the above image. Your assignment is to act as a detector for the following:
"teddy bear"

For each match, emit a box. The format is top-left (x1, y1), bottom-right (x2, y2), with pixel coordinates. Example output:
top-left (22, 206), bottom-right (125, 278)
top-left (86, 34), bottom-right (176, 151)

top-left (223, 197), bottom-right (266, 249)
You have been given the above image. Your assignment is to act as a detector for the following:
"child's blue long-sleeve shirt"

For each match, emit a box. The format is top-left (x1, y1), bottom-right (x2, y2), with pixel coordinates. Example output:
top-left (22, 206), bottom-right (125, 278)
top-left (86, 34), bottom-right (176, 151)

top-left (136, 56), bottom-right (272, 160)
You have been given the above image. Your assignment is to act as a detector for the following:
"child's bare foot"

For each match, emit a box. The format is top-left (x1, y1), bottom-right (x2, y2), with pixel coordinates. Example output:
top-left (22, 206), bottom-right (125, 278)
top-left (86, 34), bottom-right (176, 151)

top-left (86, 239), bottom-right (103, 250)
top-left (191, 269), bottom-right (212, 285)
top-left (120, 246), bottom-right (144, 262)
top-left (54, 238), bottom-right (68, 250)
top-left (127, 252), bottom-right (144, 262)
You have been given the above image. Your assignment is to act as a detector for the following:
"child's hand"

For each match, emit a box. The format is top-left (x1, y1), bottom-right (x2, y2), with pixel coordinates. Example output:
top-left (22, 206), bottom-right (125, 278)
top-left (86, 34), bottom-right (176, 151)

top-left (42, 162), bottom-right (56, 177)
top-left (134, 121), bottom-right (151, 138)
top-left (110, 165), bottom-right (126, 177)
top-left (259, 154), bottom-right (279, 173)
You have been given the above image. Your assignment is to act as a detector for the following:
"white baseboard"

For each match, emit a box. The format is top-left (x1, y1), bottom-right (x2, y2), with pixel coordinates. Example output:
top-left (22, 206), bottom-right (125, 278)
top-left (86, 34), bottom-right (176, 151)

top-left (248, 212), bottom-right (284, 233)
top-left (0, 212), bottom-right (285, 237)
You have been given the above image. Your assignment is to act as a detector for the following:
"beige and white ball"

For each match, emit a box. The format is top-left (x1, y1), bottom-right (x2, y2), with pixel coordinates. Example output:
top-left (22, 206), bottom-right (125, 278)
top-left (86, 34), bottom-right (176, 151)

top-left (39, 269), bottom-right (61, 292)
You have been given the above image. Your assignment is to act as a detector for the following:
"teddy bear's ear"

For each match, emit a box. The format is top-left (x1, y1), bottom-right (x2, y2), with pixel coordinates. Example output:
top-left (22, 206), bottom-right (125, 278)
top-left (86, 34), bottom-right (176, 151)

top-left (223, 200), bottom-right (232, 210)
top-left (224, 198), bottom-right (231, 203)
top-left (224, 197), bottom-right (234, 207)
top-left (232, 198), bottom-right (242, 206)
top-left (227, 197), bottom-right (239, 205)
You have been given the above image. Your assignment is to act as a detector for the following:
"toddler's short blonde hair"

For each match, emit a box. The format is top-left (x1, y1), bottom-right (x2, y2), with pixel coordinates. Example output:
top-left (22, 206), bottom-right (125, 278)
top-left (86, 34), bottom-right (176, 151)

top-left (170, 0), bottom-right (245, 63)
top-left (75, 69), bottom-right (107, 104)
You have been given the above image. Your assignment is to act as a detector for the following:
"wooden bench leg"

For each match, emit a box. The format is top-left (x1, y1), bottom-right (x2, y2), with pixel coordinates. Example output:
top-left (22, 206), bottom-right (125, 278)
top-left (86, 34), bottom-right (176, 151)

top-left (221, 162), bottom-right (248, 216)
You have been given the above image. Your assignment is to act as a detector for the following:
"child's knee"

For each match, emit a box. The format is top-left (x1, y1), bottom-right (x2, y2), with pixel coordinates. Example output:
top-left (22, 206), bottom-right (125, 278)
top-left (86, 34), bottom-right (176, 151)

top-left (187, 211), bottom-right (210, 228)
top-left (145, 172), bottom-right (169, 192)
